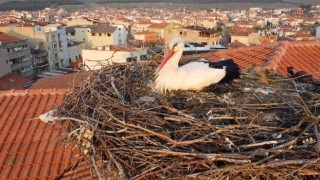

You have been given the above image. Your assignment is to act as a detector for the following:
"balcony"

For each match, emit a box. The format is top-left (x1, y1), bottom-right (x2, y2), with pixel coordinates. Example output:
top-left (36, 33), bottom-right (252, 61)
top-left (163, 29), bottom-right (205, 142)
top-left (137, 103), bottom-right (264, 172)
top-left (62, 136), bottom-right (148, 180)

top-left (8, 49), bottom-right (31, 59)
top-left (32, 50), bottom-right (48, 58)
top-left (36, 60), bottom-right (49, 67)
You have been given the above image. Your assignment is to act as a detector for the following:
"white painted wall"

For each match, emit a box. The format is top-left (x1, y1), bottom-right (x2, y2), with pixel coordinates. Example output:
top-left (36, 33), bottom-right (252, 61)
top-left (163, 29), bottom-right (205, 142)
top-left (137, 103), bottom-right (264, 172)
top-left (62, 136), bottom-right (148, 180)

top-left (114, 24), bottom-right (128, 46)
top-left (44, 24), bottom-right (70, 67)
top-left (82, 47), bottom-right (147, 71)
top-left (68, 44), bottom-right (82, 62)
top-left (316, 26), bottom-right (320, 39)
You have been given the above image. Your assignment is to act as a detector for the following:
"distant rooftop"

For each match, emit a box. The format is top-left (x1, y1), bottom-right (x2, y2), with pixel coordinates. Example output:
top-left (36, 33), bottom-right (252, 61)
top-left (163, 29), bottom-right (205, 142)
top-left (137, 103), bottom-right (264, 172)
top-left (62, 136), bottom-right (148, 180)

top-left (0, 73), bottom-right (33, 90)
top-left (184, 26), bottom-right (221, 34)
top-left (0, 31), bottom-right (25, 43)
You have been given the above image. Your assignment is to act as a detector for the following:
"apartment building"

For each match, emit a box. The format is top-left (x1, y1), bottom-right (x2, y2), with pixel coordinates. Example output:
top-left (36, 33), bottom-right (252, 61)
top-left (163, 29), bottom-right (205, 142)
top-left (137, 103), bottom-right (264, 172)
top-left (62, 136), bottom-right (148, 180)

top-left (114, 24), bottom-right (128, 46)
top-left (0, 23), bottom-right (70, 71)
top-left (43, 24), bottom-right (70, 67)
top-left (0, 32), bottom-right (33, 77)
top-left (66, 25), bottom-right (119, 49)
top-left (164, 26), bottom-right (222, 45)
top-left (146, 22), bottom-right (182, 44)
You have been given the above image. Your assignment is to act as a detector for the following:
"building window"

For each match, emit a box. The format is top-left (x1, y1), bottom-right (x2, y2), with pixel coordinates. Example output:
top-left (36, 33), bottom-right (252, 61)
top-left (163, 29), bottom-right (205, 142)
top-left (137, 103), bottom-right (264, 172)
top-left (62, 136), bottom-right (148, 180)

top-left (99, 33), bottom-right (102, 36)
top-left (140, 55), bottom-right (148, 61)
top-left (126, 57), bottom-right (137, 62)
top-left (183, 31), bottom-right (187, 36)
top-left (92, 33), bottom-right (96, 36)
top-left (107, 33), bottom-right (111, 37)
top-left (119, 28), bottom-right (121, 31)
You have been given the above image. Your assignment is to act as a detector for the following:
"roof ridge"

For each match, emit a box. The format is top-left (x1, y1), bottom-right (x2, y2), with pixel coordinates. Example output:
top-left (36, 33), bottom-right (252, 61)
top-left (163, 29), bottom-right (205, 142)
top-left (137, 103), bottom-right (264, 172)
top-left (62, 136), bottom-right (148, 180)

top-left (264, 41), bottom-right (289, 70)
top-left (0, 88), bottom-right (70, 97)
top-left (214, 43), bottom-right (275, 55)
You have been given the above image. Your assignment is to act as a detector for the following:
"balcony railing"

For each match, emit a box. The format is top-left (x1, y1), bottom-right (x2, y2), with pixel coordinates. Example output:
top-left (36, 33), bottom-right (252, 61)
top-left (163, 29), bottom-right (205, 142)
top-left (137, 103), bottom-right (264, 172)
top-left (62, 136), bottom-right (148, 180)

top-left (32, 51), bottom-right (48, 58)
top-left (36, 61), bottom-right (49, 67)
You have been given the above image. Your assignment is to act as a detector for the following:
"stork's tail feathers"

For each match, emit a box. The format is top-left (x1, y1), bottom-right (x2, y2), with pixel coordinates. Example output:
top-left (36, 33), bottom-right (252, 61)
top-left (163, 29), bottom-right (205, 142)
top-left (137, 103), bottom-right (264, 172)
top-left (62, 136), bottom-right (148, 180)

top-left (209, 59), bottom-right (240, 83)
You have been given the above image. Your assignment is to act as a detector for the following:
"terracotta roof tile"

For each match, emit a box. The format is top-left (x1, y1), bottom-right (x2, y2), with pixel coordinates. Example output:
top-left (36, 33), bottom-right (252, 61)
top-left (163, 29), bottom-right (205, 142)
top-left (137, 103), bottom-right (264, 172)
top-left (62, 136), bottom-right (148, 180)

top-left (200, 43), bottom-right (276, 69)
top-left (0, 73), bottom-right (34, 91)
top-left (0, 32), bottom-right (24, 43)
top-left (30, 72), bottom-right (91, 89)
top-left (199, 40), bottom-right (320, 80)
top-left (266, 41), bottom-right (320, 79)
top-left (0, 89), bottom-right (91, 179)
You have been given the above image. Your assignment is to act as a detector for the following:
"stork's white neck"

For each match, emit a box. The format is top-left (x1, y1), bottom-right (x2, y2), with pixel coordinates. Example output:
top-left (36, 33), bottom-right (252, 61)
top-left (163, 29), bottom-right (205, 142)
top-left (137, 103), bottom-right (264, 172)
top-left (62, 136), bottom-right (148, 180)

top-left (159, 48), bottom-right (183, 74)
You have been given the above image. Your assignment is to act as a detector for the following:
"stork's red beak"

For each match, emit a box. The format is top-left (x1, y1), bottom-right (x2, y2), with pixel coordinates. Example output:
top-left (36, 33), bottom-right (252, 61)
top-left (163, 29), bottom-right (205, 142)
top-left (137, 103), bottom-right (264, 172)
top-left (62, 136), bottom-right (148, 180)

top-left (157, 49), bottom-right (174, 73)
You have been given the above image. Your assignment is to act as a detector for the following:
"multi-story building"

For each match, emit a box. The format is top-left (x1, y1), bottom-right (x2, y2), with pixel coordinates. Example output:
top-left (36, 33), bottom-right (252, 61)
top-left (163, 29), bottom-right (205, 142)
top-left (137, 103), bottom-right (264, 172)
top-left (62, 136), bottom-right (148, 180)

top-left (66, 25), bottom-right (119, 49)
top-left (43, 24), bottom-right (70, 67)
top-left (147, 22), bottom-right (182, 44)
top-left (164, 26), bottom-right (222, 45)
top-left (114, 24), bottom-right (128, 46)
top-left (31, 48), bottom-right (49, 74)
top-left (0, 32), bottom-right (33, 77)
top-left (0, 23), bottom-right (70, 71)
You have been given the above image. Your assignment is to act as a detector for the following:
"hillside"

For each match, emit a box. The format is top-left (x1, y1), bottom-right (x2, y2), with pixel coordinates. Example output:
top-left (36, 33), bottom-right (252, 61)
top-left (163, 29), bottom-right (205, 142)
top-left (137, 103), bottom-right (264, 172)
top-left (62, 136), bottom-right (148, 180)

top-left (0, 0), bottom-right (83, 11)
top-left (0, 0), bottom-right (318, 11)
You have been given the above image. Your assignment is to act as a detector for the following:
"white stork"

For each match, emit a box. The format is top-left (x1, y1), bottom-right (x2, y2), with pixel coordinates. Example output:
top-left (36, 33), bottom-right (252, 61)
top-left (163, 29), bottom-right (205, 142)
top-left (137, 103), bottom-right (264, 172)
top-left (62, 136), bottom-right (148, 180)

top-left (155, 36), bottom-right (240, 93)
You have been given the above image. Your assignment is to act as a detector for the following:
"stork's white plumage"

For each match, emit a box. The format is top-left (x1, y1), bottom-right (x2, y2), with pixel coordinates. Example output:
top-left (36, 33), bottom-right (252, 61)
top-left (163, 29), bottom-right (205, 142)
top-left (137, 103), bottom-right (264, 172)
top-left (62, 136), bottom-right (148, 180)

top-left (155, 37), bottom-right (240, 93)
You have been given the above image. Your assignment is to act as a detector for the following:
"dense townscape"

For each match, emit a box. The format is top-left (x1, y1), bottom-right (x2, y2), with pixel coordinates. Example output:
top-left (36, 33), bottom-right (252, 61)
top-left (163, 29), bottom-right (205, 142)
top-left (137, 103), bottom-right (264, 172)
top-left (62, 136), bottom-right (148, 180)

top-left (0, 4), bottom-right (319, 81)
top-left (0, 1), bottom-right (320, 179)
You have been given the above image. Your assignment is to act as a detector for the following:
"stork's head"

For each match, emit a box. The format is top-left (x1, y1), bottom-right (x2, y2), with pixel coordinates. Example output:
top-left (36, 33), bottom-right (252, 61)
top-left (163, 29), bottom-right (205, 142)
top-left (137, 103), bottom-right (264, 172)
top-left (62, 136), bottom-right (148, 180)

top-left (156, 36), bottom-right (184, 73)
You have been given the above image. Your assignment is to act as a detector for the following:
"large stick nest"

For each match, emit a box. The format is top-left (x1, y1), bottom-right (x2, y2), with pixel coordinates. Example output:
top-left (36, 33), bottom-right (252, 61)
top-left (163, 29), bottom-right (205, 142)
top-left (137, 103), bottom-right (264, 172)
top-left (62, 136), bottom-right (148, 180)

top-left (59, 60), bottom-right (320, 179)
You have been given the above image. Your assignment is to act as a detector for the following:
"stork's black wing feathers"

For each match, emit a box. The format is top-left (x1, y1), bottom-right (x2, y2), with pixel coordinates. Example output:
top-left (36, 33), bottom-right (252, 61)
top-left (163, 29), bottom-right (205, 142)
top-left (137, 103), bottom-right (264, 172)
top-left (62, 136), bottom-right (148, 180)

top-left (204, 59), bottom-right (240, 83)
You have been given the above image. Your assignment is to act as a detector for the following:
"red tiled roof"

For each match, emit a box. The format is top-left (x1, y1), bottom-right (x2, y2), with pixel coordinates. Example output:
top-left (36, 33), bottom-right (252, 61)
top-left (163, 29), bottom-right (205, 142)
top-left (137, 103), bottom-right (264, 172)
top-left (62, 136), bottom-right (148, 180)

top-left (0, 32), bottom-right (24, 43)
top-left (199, 40), bottom-right (320, 80)
top-left (0, 73), bottom-right (33, 91)
top-left (30, 72), bottom-right (91, 89)
top-left (294, 33), bottom-right (315, 38)
top-left (200, 43), bottom-right (276, 69)
top-left (265, 41), bottom-right (320, 79)
top-left (0, 89), bottom-right (85, 179)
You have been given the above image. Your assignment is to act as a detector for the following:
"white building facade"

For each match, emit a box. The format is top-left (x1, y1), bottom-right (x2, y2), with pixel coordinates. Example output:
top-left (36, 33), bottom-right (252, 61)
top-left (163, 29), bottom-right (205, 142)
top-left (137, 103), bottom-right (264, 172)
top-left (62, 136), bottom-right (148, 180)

top-left (43, 24), bottom-right (70, 67)
top-left (82, 45), bottom-right (148, 71)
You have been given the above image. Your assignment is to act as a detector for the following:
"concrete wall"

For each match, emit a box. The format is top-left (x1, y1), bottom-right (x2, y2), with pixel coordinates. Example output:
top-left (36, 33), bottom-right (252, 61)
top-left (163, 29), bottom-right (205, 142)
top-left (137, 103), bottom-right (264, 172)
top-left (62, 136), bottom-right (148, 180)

top-left (68, 44), bottom-right (82, 62)
top-left (43, 25), bottom-right (70, 67)
top-left (82, 48), bottom-right (147, 71)
top-left (70, 27), bottom-right (118, 49)
top-left (0, 48), bottom-right (11, 77)
top-left (316, 26), bottom-right (320, 39)
top-left (114, 24), bottom-right (128, 46)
